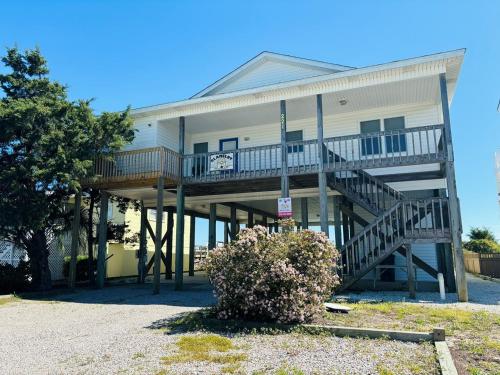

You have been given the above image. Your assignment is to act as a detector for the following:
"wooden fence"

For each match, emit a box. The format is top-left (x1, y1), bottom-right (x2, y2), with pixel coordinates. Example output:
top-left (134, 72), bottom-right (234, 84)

top-left (464, 252), bottom-right (500, 278)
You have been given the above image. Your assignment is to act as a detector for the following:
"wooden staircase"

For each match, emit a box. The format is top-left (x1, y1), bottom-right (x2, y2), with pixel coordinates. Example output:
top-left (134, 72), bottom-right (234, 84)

top-left (327, 169), bottom-right (450, 291)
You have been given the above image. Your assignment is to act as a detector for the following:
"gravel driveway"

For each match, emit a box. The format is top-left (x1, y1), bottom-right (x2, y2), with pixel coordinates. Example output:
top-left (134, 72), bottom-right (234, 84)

top-left (0, 282), bottom-right (214, 375)
top-left (0, 280), bottom-right (439, 375)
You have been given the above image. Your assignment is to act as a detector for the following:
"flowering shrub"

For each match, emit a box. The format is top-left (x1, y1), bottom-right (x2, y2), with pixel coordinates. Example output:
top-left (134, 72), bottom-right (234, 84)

top-left (206, 220), bottom-right (340, 323)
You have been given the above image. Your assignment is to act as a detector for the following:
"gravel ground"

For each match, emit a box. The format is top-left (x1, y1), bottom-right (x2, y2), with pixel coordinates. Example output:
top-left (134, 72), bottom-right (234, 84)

top-left (164, 333), bottom-right (438, 375)
top-left (0, 280), bottom-right (214, 375)
top-left (0, 278), bottom-right (438, 375)
top-left (336, 273), bottom-right (500, 313)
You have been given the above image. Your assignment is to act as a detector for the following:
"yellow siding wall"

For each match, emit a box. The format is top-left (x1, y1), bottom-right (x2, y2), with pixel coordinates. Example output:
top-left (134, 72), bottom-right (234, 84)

top-left (106, 205), bottom-right (192, 278)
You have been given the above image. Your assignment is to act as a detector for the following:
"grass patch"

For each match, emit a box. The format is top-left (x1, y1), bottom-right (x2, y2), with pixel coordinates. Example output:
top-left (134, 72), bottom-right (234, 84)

top-left (160, 334), bottom-right (247, 370)
top-left (274, 365), bottom-right (305, 375)
top-left (0, 294), bottom-right (21, 306)
top-left (325, 301), bottom-right (500, 375)
top-left (131, 352), bottom-right (145, 360)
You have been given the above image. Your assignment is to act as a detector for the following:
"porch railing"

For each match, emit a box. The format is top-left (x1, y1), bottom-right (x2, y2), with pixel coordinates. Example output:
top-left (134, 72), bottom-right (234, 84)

top-left (323, 124), bottom-right (445, 171)
top-left (86, 124), bottom-right (445, 186)
top-left (87, 146), bottom-right (181, 185)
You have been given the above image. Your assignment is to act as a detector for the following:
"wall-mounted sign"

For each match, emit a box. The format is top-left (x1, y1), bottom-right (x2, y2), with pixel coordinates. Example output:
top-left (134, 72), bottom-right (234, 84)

top-left (277, 197), bottom-right (292, 218)
top-left (210, 152), bottom-right (234, 171)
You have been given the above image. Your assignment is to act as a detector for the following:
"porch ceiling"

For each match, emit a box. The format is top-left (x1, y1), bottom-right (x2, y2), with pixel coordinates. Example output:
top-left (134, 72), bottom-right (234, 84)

top-left (159, 75), bottom-right (441, 133)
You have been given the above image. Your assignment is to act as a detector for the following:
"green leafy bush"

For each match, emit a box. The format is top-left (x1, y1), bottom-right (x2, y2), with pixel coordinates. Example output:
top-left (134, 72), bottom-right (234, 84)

top-left (464, 239), bottom-right (500, 254)
top-left (206, 221), bottom-right (340, 323)
top-left (63, 255), bottom-right (96, 281)
top-left (0, 259), bottom-right (31, 293)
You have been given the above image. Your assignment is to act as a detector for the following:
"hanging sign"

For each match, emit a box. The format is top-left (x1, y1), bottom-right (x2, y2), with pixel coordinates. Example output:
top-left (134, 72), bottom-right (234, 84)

top-left (210, 152), bottom-right (234, 171)
top-left (277, 197), bottom-right (292, 218)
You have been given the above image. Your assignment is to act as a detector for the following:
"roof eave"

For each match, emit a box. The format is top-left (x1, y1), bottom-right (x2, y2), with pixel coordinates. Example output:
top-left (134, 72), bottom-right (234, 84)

top-left (132, 49), bottom-right (465, 119)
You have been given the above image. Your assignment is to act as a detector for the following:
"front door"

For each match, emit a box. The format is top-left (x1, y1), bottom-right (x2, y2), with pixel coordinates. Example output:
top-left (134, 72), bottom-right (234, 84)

top-left (219, 138), bottom-right (238, 172)
top-left (193, 142), bottom-right (208, 176)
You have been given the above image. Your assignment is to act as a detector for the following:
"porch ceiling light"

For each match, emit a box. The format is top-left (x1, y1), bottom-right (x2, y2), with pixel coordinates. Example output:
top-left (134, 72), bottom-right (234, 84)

top-left (339, 99), bottom-right (348, 106)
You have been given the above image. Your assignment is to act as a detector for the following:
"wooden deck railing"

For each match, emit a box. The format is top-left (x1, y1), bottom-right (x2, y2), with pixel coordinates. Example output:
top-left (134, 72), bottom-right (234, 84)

top-left (86, 146), bottom-right (181, 185)
top-left (85, 124), bottom-right (445, 186)
top-left (323, 124), bottom-right (445, 171)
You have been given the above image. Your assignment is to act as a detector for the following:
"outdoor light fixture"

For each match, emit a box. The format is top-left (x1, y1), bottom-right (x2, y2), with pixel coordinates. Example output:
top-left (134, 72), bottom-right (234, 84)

top-left (339, 99), bottom-right (348, 106)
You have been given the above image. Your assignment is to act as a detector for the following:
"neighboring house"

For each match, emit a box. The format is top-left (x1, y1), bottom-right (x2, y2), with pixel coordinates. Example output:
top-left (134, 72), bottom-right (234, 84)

top-left (85, 50), bottom-right (468, 300)
top-left (105, 202), bottom-right (191, 278)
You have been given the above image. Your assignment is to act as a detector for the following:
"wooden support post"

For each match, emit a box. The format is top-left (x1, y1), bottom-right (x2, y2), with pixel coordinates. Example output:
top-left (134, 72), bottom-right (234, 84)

top-left (96, 191), bottom-right (109, 289)
top-left (189, 215), bottom-right (195, 276)
top-left (175, 185), bottom-right (185, 290)
top-left (316, 94), bottom-right (329, 236)
top-left (280, 100), bottom-right (289, 198)
top-left (209, 203), bottom-right (216, 250)
top-left (137, 202), bottom-right (147, 283)
top-left (68, 190), bottom-right (82, 290)
top-left (342, 211), bottom-right (350, 243)
top-left (333, 195), bottom-right (342, 248)
top-left (300, 197), bottom-right (308, 230)
top-left (175, 116), bottom-right (185, 291)
top-left (230, 205), bottom-right (237, 240)
top-left (274, 222), bottom-right (279, 233)
top-left (247, 208), bottom-right (254, 228)
top-left (262, 216), bottom-right (268, 228)
top-left (165, 208), bottom-right (174, 279)
top-left (443, 243), bottom-right (457, 292)
top-left (224, 221), bottom-right (229, 244)
top-left (153, 176), bottom-right (164, 295)
top-left (439, 73), bottom-right (467, 302)
top-left (406, 244), bottom-right (416, 299)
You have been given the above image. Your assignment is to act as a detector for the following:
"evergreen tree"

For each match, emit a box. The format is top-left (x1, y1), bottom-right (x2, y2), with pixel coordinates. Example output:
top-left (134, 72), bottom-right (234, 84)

top-left (0, 47), bottom-right (134, 290)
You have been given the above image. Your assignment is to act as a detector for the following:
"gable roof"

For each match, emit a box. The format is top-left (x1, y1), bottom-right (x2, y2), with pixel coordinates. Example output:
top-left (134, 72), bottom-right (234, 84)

top-left (191, 51), bottom-right (353, 98)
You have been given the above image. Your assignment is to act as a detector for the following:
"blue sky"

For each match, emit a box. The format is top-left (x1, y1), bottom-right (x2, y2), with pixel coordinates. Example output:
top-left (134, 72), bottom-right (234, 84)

top-left (1, 0), bottom-right (499, 244)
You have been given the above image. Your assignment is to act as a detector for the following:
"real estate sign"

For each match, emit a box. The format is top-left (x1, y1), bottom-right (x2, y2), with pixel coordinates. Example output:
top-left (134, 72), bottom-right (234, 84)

top-left (277, 197), bottom-right (292, 217)
top-left (210, 152), bottom-right (234, 171)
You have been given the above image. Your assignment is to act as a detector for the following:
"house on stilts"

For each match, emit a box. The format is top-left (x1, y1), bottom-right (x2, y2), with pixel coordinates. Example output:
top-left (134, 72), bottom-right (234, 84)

top-left (81, 49), bottom-right (468, 301)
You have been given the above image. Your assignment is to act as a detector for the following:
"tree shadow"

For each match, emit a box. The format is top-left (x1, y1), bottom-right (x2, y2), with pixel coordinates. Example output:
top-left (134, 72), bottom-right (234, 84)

top-left (146, 309), bottom-right (302, 336)
top-left (18, 281), bottom-right (215, 307)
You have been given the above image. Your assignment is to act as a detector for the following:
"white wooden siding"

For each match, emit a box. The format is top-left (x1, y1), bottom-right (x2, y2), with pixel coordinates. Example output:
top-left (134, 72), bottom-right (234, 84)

top-left (206, 59), bottom-right (336, 96)
top-left (186, 103), bottom-right (441, 153)
top-left (124, 122), bottom-right (157, 151)
top-left (157, 121), bottom-right (179, 151)
top-left (394, 244), bottom-right (437, 282)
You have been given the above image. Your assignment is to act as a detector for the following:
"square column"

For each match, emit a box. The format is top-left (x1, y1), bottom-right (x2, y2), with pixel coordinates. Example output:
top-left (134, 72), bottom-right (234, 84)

top-left (333, 195), bottom-right (342, 248)
top-left (209, 203), bottom-right (217, 249)
top-left (280, 100), bottom-right (289, 198)
top-left (300, 198), bottom-right (308, 230)
top-left (96, 191), bottom-right (109, 289)
top-left (189, 215), bottom-right (196, 276)
top-left (165, 208), bottom-right (174, 279)
top-left (316, 94), bottom-right (329, 236)
top-left (137, 202), bottom-right (147, 283)
top-left (153, 176), bottom-right (164, 295)
top-left (175, 116), bottom-right (186, 291)
top-left (439, 73), bottom-right (467, 302)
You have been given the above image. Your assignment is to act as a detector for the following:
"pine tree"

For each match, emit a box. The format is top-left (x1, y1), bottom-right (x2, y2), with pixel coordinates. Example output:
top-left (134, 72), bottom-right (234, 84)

top-left (0, 47), bottom-right (135, 290)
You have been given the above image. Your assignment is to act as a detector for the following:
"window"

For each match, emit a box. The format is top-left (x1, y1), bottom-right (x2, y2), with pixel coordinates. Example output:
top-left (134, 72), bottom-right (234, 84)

top-left (286, 130), bottom-right (303, 153)
top-left (384, 117), bottom-right (406, 153)
top-left (360, 120), bottom-right (381, 156)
